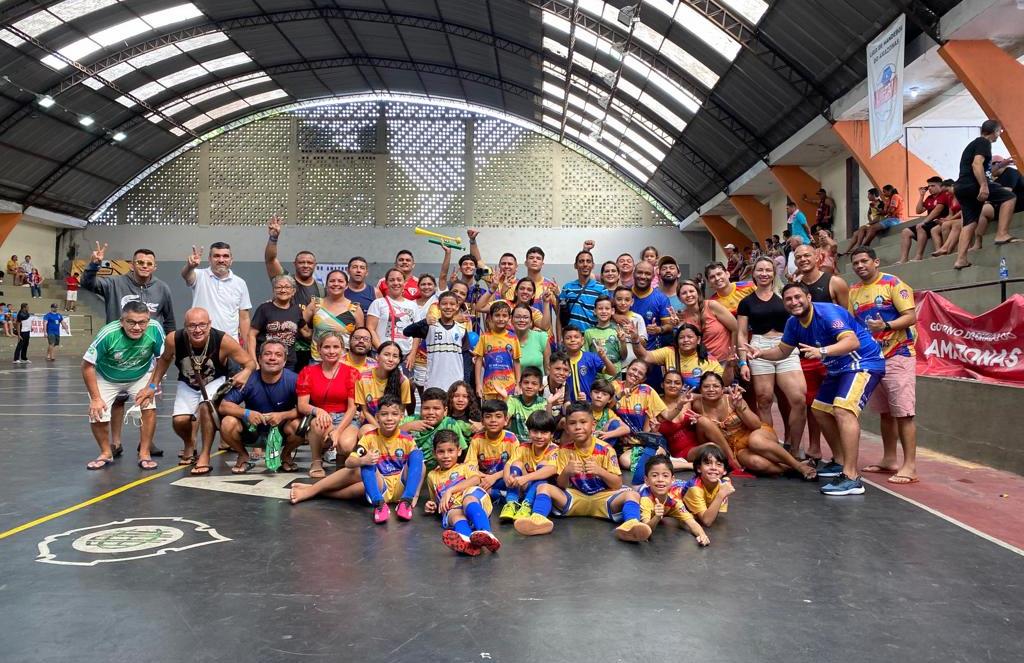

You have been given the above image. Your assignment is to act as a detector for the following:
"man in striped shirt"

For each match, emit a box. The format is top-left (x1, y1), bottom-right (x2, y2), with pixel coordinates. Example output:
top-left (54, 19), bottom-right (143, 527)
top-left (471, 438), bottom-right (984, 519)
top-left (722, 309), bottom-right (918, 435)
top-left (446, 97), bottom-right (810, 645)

top-left (559, 249), bottom-right (608, 332)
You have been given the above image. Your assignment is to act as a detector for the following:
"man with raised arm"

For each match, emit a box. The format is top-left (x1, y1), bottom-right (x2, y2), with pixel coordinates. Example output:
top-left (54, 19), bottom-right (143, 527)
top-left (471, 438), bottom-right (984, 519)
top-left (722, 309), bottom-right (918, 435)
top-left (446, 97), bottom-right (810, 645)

top-left (264, 216), bottom-right (322, 370)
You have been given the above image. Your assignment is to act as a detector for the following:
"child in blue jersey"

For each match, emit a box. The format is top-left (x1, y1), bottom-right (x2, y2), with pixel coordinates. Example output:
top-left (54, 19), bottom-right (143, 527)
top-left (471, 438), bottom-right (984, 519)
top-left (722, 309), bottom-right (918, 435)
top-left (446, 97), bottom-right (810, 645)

top-left (425, 430), bottom-right (501, 556)
top-left (745, 283), bottom-right (885, 497)
top-left (636, 456), bottom-right (709, 546)
top-left (514, 403), bottom-right (649, 542)
top-left (500, 410), bottom-right (560, 522)
top-left (467, 399), bottom-right (519, 502)
top-left (561, 325), bottom-right (617, 402)
top-left (590, 378), bottom-right (631, 447)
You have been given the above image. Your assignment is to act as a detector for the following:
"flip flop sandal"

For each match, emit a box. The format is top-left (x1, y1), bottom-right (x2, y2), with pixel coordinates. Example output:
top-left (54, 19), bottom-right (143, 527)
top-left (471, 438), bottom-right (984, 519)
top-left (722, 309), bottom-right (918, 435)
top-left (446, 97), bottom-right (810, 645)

top-left (888, 474), bottom-right (920, 484)
top-left (190, 465), bottom-right (212, 476)
top-left (861, 464), bottom-right (897, 474)
top-left (994, 237), bottom-right (1021, 246)
top-left (309, 463), bottom-right (326, 479)
top-left (87, 457), bottom-right (114, 470)
top-left (232, 459), bottom-right (256, 474)
top-left (111, 445), bottom-right (124, 459)
top-left (178, 452), bottom-right (197, 466)
top-left (137, 459), bottom-right (158, 470)
top-left (279, 461), bottom-right (299, 473)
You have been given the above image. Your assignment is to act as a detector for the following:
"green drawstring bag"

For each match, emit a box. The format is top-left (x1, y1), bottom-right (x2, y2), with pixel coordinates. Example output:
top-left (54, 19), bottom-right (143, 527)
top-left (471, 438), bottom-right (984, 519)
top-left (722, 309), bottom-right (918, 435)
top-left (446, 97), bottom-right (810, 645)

top-left (265, 426), bottom-right (283, 472)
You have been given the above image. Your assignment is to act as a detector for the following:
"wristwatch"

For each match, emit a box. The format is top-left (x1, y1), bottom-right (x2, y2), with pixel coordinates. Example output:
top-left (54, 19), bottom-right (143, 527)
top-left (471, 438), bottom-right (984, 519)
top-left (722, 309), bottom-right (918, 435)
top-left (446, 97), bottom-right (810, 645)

top-left (883, 321), bottom-right (892, 331)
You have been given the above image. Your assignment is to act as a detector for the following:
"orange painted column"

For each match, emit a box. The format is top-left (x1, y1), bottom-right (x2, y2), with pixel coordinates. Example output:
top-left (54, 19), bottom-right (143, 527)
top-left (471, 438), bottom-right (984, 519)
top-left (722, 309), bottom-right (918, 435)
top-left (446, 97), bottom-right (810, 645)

top-left (939, 40), bottom-right (1024, 164)
top-left (0, 213), bottom-right (22, 250)
top-left (833, 120), bottom-right (937, 194)
top-left (701, 215), bottom-right (753, 252)
top-left (769, 165), bottom-right (819, 219)
top-left (729, 195), bottom-right (772, 244)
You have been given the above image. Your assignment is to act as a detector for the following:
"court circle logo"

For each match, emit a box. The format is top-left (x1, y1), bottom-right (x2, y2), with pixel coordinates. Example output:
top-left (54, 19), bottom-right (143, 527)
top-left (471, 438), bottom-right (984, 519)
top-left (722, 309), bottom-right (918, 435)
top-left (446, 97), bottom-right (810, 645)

top-left (37, 517), bottom-right (230, 566)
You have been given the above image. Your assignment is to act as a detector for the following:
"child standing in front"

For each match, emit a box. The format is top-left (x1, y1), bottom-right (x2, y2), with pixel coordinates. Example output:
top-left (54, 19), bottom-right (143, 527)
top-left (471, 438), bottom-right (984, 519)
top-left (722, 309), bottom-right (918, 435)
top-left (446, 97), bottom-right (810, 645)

top-left (473, 301), bottom-right (521, 400)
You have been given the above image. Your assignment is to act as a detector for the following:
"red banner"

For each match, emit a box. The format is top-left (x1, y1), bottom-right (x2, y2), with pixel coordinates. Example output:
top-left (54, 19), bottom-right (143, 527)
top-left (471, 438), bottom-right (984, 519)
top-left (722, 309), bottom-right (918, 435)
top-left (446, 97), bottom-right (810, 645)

top-left (915, 291), bottom-right (1024, 386)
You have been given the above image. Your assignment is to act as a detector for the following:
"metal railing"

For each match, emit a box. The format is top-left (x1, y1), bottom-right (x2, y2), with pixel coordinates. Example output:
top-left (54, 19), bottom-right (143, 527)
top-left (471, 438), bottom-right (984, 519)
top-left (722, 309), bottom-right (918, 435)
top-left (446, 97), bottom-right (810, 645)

top-left (921, 277), bottom-right (1024, 304)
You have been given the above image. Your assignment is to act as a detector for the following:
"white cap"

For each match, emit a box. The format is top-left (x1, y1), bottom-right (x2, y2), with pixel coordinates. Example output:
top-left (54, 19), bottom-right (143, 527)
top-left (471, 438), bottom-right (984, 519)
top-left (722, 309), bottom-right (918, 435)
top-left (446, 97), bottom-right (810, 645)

top-left (724, 243), bottom-right (736, 250)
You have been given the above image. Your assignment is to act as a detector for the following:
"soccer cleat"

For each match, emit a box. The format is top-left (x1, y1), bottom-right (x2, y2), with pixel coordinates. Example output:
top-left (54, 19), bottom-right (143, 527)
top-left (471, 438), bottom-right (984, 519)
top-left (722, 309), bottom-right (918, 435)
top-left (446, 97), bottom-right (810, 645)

top-left (817, 461), bottom-right (844, 478)
top-left (499, 500), bottom-right (519, 522)
top-left (470, 530), bottom-right (502, 553)
top-left (820, 474), bottom-right (866, 496)
top-left (614, 518), bottom-right (652, 542)
top-left (396, 500), bottom-right (414, 521)
top-left (514, 513), bottom-right (553, 536)
top-left (442, 529), bottom-right (481, 556)
top-left (373, 502), bottom-right (390, 524)
top-left (513, 502), bottom-right (533, 521)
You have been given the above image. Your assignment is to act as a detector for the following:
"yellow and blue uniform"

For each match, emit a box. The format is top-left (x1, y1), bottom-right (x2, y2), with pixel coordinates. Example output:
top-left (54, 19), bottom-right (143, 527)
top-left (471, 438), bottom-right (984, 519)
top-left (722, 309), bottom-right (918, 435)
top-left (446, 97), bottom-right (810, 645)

top-left (711, 280), bottom-right (755, 315)
top-left (614, 383), bottom-right (667, 434)
top-left (474, 330), bottom-right (521, 398)
top-left (426, 463), bottom-right (492, 529)
top-left (355, 372), bottom-right (412, 417)
top-left (638, 482), bottom-right (696, 526)
top-left (848, 273), bottom-right (916, 359)
top-left (680, 476), bottom-right (729, 516)
top-left (566, 350), bottom-right (605, 402)
top-left (360, 430), bottom-right (424, 504)
top-left (781, 302), bottom-right (885, 415)
top-left (551, 438), bottom-right (626, 520)
top-left (644, 348), bottom-right (723, 389)
top-left (507, 441), bottom-right (560, 505)
top-left (467, 430), bottom-right (519, 475)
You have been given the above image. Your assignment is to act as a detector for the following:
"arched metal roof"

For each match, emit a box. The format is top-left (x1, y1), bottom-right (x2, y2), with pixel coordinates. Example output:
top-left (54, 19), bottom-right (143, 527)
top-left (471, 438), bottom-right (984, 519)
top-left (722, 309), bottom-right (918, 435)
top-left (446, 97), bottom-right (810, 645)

top-left (0, 0), bottom-right (957, 221)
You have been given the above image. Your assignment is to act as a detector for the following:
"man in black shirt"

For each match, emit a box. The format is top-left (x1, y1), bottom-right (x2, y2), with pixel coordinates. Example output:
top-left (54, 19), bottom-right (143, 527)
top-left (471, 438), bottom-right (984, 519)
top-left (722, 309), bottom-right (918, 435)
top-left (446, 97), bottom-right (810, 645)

top-left (952, 120), bottom-right (1018, 269)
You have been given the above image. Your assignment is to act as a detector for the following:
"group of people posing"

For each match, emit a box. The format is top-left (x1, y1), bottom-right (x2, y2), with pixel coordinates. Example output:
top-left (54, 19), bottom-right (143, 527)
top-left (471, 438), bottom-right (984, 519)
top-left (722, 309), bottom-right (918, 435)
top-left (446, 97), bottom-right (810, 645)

top-left (75, 216), bottom-right (920, 556)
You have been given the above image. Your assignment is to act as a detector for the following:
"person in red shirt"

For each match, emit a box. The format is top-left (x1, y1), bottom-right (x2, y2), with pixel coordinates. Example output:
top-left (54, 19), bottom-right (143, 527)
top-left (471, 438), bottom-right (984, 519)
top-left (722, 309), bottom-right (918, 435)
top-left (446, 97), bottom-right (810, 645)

top-left (65, 272), bottom-right (80, 312)
top-left (288, 332), bottom-right (360, 478)
top-left (376, 250), bottom-right (419, 300)
top-left (897, 177), bottom-right (950, 263)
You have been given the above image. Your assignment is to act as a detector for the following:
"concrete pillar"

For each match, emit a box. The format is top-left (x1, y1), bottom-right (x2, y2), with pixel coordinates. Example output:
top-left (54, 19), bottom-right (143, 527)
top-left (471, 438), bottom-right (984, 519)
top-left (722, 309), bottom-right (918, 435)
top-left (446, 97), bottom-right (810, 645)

top-left (701, 215), bottom-right (752, 251)
top-left (729, 195), bottom-right (772, 244)
top-left (833, 120), bottom-right (937, 196)
top-left (0, 212), bottom-right (23, 248)
top-left (769, 165), bottom-right (820, 220)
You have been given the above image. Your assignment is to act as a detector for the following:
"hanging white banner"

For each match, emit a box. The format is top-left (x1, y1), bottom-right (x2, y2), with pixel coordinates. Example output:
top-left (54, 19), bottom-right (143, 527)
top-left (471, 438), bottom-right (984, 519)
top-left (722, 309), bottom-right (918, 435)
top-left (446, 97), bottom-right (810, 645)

top-left (867, 14), bottom-right (907, 156)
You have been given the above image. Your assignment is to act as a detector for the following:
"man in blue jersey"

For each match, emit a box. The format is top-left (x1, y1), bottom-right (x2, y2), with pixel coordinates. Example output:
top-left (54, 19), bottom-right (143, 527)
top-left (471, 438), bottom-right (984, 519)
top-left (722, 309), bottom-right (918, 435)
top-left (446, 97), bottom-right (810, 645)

top-left (630, 261), bottom-right (673, 350)
top-left (745, 283), bottom-right (885, 496)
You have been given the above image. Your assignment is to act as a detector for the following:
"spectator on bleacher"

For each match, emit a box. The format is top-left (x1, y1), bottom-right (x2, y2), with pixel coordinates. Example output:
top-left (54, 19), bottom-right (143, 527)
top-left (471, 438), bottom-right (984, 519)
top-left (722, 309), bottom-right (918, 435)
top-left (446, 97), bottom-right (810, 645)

top-left (932, 179), bottom-right (964, 257)
top-left (28, 268), bottom-right (42, 298)
top-left (19, 256), bottom-right (34, 287)
top-left (803, 188), bottom-right (835, 233)
top-left (65, 272), bottom-right (79, 311)
top-left (849, 246), bottom-right (918, 484)
top-left (724, 244), bottom-right (743, 281)
top-left (786, 201), bottom-right (812, 245)
top-left (815, 229), bottom-right (838, 274)
top-left (973, 155), bottom-right (1024, 250)
top-left (897, 177), bottom-right (951, 264)
top-left (6, 255), bottom-right (19, 285)
top-left (182, 243), bottom-right (251, 341)
top-left (842, 188), bottom-right (888, 254)
top-left (952, 120), bottom-right (1019, 270)
top-left (880, 185), bottom-right (905, 228)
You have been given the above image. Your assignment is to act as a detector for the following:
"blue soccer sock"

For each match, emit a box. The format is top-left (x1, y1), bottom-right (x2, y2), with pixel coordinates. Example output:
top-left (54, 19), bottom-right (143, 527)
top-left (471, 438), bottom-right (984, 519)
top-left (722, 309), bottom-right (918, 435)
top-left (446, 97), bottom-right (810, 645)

top-left (360, 465), bottom-right (383, 505)
top-left (400, 450), bottom-right (424, 501)
top-left (532, 492), bottom-right (553, 517)
top-left (464, 499), bottom-right (491, 532)
top-left (453, 519), bottom-right (472, 537)
top-left (632, 447), bottom-right (657, 485)
top-left (523, 480), bottom-right (541, 505)
top-left (621, 497), bottom-right (641, 522)
top-left (508, 467), bottom-right (524, 502)
top-left (489, 476), bottom-right (507, 503)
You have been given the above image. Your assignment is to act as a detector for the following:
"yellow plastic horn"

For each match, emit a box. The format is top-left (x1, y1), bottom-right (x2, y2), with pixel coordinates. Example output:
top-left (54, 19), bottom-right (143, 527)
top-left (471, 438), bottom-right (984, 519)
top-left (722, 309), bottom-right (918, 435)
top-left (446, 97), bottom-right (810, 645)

top-left (414, 227), bottom-right (462, 246)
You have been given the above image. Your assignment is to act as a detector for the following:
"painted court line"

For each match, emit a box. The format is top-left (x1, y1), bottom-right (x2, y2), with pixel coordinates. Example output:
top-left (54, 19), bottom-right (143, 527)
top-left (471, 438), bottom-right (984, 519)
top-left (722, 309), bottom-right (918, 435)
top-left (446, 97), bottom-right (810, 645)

top-left (0, 451), bottom-right (225, 541)
top-left (864, 477), bottom-right (1024, 558)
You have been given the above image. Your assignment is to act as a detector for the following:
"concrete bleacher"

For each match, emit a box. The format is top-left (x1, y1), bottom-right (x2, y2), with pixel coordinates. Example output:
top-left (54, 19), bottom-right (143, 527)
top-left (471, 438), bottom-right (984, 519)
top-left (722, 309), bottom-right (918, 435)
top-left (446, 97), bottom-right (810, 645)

top-left (0, 280), bottom-right (104, 356)
top-left (840, 210), bottom-right (1024, 476)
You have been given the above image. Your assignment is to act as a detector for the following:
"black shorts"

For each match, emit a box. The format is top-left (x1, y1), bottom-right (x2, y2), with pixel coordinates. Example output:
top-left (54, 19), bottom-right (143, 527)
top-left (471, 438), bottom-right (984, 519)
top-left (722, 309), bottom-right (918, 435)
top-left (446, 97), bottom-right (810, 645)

top-left (920, 219), bottom-right (940, 235)
top-left (955, 182), bottom-right (1016, 225)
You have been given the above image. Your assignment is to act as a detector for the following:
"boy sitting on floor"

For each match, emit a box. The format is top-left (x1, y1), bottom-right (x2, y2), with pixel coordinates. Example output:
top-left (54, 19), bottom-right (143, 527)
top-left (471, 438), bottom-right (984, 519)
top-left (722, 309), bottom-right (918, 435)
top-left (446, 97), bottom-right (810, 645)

top-left (500, 410), bottom-right (560, 522)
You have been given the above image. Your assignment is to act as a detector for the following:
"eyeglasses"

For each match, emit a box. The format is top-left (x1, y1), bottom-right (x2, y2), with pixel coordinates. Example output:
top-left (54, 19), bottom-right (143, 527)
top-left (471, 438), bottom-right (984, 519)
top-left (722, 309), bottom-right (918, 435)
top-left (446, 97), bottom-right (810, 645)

top-left (185, 323), bottom-right (209, 331)
top-left (123, 320), bottom-right (148, 328)
top-left (134, 260), bottom-right (155, 267)
top-left (273, 285), bottom-right (295, 291)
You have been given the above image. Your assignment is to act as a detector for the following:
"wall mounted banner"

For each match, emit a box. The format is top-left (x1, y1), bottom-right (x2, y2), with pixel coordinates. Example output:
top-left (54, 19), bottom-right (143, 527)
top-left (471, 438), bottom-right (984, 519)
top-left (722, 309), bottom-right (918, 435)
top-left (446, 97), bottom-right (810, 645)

top-left (915, 291), bottom-right (1024, 387)
top-left (867, 14), bottom-right (906, 156)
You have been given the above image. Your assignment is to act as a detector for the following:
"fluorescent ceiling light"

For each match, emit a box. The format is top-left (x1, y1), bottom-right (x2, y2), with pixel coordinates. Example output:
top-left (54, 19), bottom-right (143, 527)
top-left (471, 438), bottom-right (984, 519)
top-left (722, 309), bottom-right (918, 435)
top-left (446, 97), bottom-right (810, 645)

top-left (78, 115), bottom-right (95, 126)
top-left (38, 95), bottom-right (56, 108)
top-left (112, 131), bottom-right (127, 141)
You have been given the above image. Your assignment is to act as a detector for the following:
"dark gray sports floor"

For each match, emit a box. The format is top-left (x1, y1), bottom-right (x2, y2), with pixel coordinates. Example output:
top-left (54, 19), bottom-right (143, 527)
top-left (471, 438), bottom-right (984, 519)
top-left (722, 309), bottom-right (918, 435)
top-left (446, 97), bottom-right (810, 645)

top-left (0, 359), bottom-right (1021, 663)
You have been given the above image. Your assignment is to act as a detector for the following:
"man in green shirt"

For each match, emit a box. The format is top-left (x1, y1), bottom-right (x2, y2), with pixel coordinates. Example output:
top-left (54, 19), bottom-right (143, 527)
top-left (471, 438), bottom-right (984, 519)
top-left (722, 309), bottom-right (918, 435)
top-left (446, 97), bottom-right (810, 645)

top-left (82, 301), bottom-right (165, 471)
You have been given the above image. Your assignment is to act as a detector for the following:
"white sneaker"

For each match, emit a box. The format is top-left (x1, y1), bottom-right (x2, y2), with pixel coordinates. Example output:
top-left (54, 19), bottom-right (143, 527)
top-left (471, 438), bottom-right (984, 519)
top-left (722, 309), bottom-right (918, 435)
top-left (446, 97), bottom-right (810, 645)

top-left (22, 359), bottom-right (31, 364)
top-left (323, 447), bottom-right (338, 464)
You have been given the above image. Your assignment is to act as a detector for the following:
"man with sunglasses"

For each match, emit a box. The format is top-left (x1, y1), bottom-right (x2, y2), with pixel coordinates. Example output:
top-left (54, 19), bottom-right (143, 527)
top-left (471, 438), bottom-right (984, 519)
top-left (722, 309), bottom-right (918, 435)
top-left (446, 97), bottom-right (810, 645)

top-left (81, 242), bottom-right (177, 458)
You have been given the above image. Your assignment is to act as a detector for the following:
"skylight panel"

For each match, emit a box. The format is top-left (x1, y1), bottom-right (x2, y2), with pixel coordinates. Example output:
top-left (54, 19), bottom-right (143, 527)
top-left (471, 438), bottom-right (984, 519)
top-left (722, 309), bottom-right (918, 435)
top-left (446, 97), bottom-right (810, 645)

top-left (204, 53), bottom-right (251, 72)
top-left (206, 99), bottom-right (248, 120)
top-left (719, 0), bottom-right (769, 25)
top-left (142, 4), bottom-right (204, 29)
top-left (623, 54), bottom-right (700, 112)
top-left (50, 0), bottom-right (119, 22)
top-left (542, 36), bottom-right (569, 59)
top-left (243, 89), bottom-right (287, 105)
top-left (13, 12), bottom-right (63, 38)
top-left (91, 18), bottom-right (148, 46)
top-left (126, 44), bottom-right (182, 69)
top-left (632, 23), bottom-right (718, 88)
top-left (178, 32), bottom-right (229, 52)
top-left (129, 80), bottom-right (165, 101)
top-left (226, 74), bottom-right (271, 90)
top-left (158, 64), bottom-right (207, 88)
top-left (41, 36), bottom-right (101, 68)
top-left (542, 80), bottom-right (566, 100)
top-left (0, 30), bottom-right (26, 48)
top-left (183, 113), bottom-right (212, 130)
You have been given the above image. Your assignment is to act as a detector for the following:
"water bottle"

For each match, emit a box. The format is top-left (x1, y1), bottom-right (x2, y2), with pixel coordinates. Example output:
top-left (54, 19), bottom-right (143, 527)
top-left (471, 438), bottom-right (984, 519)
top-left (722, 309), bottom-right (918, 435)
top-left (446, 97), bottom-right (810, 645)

top-left (999, 257), bottom-right (1009, 281)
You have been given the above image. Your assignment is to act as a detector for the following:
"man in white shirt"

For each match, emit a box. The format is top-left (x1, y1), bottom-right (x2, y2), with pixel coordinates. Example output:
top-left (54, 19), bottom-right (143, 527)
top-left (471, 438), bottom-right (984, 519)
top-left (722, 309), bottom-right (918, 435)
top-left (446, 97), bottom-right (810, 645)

top-left (181, 242), bottom-right (252, 342)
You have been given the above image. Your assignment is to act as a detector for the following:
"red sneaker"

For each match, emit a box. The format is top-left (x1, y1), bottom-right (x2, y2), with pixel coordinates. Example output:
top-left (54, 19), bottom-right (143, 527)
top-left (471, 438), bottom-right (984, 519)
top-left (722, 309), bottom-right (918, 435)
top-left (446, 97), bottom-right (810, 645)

top-left (470, 530), bottom-right (502, 553)
top-left (372, 502), bottom-right (390, 524)
top-left (396, 500), bottom-right (413, 521)
top-left (442, 530), bottom-right (481, 556)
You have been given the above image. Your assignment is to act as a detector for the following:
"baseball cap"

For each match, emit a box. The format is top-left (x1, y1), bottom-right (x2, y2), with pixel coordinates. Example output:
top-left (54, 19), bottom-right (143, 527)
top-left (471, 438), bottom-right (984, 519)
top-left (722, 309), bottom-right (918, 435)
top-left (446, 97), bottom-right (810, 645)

top-left (657, 256), bottom-right (678, 269)
top-left (50, 303), bottom-right (58, 309)
top-left (724, 243), bottom-right (736, 250)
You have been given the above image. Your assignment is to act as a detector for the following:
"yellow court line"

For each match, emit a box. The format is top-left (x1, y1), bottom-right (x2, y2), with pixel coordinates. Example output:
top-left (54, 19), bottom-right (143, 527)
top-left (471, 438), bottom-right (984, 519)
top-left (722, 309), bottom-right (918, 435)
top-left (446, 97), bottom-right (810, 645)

top-left (0, 451), bottom-right (226, 541)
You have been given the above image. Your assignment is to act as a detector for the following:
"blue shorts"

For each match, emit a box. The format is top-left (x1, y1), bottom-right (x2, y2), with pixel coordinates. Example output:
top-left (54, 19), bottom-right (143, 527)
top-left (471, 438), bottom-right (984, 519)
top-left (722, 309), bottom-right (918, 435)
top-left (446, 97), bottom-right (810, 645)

top-left (812, 370), bottom-right (884, 416)
top-left (880, 217), bottom-right (901, 229)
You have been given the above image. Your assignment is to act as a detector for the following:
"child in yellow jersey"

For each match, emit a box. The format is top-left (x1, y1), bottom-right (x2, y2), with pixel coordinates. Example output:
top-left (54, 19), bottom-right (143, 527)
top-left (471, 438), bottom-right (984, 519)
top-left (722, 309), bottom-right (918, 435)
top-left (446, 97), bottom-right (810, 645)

top-left (636, 456), bottom-right (709, 546)
top-left (467, 399), bottom-right (519, 502)
top-left (425, 430), bottom-right (500, 556)
top-left (514, 403), bottom-right (649, 541)
top-left (287, 395), bottom-right (424, 525)
top-left (682, 444), bottom-right (735, 527)
top-left (473, 301), bottom-right (521, 399)
top-left (500, 410), bottom-right (560, 522)
top-left (355, 341), bottom-right (412, 434)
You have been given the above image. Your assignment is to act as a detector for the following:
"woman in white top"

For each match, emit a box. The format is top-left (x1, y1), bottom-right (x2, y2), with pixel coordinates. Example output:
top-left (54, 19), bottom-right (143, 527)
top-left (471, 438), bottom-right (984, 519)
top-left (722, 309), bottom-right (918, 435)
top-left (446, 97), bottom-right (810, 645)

top-left (366, 268), bottom-right (418, 357)
top-left (407, 273), bottom-right (439, 392)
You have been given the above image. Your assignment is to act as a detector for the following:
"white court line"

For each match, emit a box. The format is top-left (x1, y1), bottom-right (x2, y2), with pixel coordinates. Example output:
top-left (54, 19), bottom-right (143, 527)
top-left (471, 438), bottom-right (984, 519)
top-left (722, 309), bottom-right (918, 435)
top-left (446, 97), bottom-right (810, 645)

top-left (863, 477), bottom-right (1024, 558)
